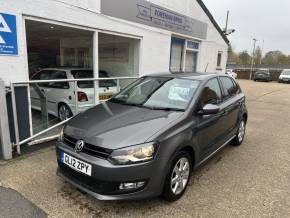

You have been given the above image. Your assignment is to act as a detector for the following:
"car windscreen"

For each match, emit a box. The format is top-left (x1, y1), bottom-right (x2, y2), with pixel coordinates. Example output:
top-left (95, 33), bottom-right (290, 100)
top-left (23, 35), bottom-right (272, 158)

top-left (282, 71), bottom-right (290, 76)
top-left (71, 70), bottom-right (116, 88)
top-left (110, 77), bottom-right (200, 111)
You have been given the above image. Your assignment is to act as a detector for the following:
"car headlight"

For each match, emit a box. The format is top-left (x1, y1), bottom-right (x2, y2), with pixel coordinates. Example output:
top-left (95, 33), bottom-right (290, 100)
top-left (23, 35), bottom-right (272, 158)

top-left (108, 142), bottom-right (158, 165)
top-left (59, 126), bottom-right (65, 141)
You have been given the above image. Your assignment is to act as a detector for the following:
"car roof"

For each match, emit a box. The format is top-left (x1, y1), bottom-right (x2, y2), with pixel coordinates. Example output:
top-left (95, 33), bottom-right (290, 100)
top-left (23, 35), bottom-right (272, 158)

top-left (144, 72), bottom-right (220, 81)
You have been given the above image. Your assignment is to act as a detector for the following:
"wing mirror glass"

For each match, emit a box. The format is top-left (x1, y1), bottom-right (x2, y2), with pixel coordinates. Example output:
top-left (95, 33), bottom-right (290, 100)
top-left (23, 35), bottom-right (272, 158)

top-left (197, 104), bottom-right (220, 115)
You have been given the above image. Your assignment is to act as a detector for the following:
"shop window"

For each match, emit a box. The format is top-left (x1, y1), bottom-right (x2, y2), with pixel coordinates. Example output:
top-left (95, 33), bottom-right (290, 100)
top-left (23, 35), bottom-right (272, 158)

top-left (170, 37), bottom-right (200, 73)
top-left (26, 20), bottom-right (93, 77)
top-left (170, 37), bottom-right (185, 72)
top-left (217, 52), bottom-right (222, 68)
top-left (187, 41), bottom-right (199, 50)
top-left (25, 20), bottom-right (94, 136)
top-left (99, 33), bottom-right (140, 88)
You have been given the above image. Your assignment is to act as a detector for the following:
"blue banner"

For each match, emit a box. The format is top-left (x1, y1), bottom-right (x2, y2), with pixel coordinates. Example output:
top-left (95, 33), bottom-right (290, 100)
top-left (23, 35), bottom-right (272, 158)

top-left (0, 13), bottom-right (18, 55)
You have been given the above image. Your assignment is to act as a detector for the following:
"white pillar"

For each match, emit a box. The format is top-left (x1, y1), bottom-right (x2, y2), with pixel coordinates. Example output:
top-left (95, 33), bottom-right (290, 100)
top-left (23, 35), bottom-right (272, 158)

top-left (93, 31), bottom-right (99, 105)
top-left (0, 79), bottom-right (12, 160)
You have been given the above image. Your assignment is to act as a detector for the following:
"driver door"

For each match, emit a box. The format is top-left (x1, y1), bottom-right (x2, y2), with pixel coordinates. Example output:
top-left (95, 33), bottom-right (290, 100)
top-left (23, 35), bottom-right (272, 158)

top-left (194, 78), bottom-right (225, 160)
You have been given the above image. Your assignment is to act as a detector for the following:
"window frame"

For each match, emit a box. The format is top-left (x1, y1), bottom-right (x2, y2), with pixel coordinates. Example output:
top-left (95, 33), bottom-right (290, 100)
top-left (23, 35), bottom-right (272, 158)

top-left (217, 51), bottom-right (223, 69)
top-left (32, 70), bottom-right (70, 89)
top-left (197, 77), bottom-right (223, 108)
top-left (170, 37), bottom-right (200, 73)
top-left (218, 76), bottom-right (240, 102)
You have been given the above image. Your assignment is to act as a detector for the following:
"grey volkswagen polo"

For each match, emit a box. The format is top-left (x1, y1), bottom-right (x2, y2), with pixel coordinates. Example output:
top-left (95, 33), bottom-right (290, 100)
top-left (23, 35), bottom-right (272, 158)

top-left (56, 72), bottom-right (248, 202)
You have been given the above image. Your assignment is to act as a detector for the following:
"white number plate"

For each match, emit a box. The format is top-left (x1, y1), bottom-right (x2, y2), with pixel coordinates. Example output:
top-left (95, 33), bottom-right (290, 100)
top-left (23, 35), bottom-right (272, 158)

top-left (61, 152), bottom-right (92, 176)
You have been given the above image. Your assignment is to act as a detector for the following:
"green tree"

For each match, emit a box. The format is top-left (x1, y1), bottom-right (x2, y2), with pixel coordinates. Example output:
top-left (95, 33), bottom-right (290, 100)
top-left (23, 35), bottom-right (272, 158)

top-left (263, 51), bottom-right (288, 65)
top-left (238, 50), bottom-right (251, 65)
top-left (227, 44), bottom-right (239, 64)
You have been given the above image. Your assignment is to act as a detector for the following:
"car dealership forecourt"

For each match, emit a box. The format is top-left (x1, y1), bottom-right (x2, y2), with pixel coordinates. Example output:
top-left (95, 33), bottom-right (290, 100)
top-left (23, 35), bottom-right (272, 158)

top-left (0, 0), bottom-right (228, 159)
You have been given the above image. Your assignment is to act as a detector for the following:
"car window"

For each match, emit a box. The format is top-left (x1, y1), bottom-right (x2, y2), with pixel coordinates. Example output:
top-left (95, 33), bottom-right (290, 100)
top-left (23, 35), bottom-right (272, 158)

top-left (199, 78), bottom-right (222, 106)
top-left (31, 70), bottom-right (69, 89)
top-left (256, 70), bottom-right (269, 75)
top-left (282, 71), bottom-right (290, 75)
top-left (71, 70), bottom-right (116, 88)
top-left (48, 71), bottom-right (69, 89)
top-left (220, 77), bottom-right (239, 99)
top-left (111, 77), bottom-right (200, 111)
top-left (31, 70), bottom-right (51, 87)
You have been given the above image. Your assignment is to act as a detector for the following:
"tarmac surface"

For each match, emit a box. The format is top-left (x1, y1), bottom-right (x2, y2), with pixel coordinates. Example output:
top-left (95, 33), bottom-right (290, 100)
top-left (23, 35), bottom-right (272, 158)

top-left (0, 187), bottom-right (47, 218)
top-left (1, 80), bottom-right (290, 218)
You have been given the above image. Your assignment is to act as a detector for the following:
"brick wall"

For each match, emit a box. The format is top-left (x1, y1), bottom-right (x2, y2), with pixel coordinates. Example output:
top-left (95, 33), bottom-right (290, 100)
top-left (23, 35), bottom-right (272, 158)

top-left (235, 69), bottom-right (282, 81)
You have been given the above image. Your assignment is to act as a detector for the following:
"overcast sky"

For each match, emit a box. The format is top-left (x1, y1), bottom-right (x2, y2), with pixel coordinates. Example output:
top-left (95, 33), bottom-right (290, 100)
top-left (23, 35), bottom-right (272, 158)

top-left (203, 0), bottom-right (290, 55)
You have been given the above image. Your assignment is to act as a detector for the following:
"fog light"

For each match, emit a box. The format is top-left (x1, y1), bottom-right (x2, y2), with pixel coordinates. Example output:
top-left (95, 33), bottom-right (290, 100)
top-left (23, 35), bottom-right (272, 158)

top-left (119, 181), bottom-right (145, 190)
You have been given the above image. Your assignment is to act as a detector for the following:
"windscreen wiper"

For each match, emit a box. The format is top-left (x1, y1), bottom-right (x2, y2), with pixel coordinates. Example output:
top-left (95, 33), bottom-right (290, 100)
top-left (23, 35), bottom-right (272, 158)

top-left (111, 99), bottom-right (143, 108)
top-left (144, 106), bottom-right (185, 112)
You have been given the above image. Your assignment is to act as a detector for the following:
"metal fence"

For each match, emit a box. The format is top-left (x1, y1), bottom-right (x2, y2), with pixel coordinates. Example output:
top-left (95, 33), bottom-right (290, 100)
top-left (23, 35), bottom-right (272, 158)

top-left (10, 76), bottom-right (138, 155)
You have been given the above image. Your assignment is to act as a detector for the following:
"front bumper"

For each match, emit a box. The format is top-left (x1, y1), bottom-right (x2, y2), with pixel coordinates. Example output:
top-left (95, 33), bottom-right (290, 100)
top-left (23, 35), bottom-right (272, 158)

top-left (56, 141), bottom-right (165, 200)
top-left (279, 78), bottom-right (290, 83)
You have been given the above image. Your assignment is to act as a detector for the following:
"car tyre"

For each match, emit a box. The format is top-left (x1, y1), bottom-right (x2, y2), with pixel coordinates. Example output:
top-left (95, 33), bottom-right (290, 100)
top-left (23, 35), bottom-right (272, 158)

top-left (231, 118), bottom-right (246, 146)
top-left (58, 103), bottom-right (73, 121)
top-left (162, 151), bottom-right (192, 202)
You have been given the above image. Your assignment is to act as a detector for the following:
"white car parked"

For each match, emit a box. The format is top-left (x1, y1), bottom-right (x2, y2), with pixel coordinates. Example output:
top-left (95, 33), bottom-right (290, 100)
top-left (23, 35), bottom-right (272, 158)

top-left (226, 69), bottom-right (238, 79)
top-left (279, 69), bottom-right (290, 83)
top-left (30, 68), bottom-right (119, 121)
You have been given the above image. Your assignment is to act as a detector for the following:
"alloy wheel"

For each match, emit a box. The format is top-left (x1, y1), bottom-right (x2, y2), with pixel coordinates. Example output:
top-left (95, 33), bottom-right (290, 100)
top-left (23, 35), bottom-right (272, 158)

top-left (238, 120), bottom-right (245, 142)
top-left (170, 157), bottom-right (190, 195)
top-left (59, 105), bottom-right (71, 121)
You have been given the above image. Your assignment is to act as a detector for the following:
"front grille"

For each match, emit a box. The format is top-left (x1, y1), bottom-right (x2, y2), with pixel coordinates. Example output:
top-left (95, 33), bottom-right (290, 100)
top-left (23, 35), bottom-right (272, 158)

top-left (63, 134), bottom-right (112, 159)
top-left (58, 163), bottom-right (147, 195)
top-left (58, 164), bottom-right (120, 195)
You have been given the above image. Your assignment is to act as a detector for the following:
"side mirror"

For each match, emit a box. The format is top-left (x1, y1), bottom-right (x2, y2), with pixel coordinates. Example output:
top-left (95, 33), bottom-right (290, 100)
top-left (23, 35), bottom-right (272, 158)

top-left (197, 104), bottom-right (220, 116)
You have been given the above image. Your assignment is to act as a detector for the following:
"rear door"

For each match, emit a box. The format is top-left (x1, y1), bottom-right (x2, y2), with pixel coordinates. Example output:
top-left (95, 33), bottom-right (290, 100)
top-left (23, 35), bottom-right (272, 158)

top-left (45, 70), bottom-right (70, 116)
top-left (219, 77), bottom-right (241, 139)
top-left (195, 78), bottom-right (225, 159)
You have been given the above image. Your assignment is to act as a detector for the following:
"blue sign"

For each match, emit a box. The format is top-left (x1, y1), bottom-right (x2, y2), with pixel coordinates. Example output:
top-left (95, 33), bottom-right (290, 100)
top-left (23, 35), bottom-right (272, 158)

top-left (187, 41), bottom-right (199, 50)
top-left (0, 13), bottom-right (18, 55)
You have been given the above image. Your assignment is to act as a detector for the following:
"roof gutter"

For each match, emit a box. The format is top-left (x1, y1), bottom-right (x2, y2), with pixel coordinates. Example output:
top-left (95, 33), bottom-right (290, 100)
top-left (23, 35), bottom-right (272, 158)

top-left (196, 0), bottom-right (230, 45)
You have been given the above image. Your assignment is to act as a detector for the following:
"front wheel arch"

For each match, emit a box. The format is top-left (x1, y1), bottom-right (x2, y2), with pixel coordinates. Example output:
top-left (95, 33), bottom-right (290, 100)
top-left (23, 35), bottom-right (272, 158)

top-left (58, 102), bottom-right (73, 121)
top-left (243, 113), bottom-right (248, 123)
top-left (162, 150), bottom-right (193, 201)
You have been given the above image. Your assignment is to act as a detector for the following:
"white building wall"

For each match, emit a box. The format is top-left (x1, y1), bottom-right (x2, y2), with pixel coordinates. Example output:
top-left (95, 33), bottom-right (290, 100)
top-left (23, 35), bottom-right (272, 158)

top-left (149, 0), bottom-right (228, 73)
top-left (0, 0), bottom-right (171, 85)
top-left (0, 0), bottom-right (227, 85)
